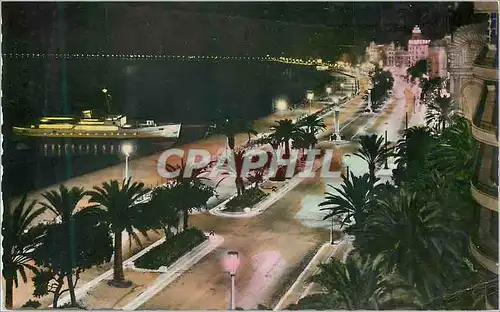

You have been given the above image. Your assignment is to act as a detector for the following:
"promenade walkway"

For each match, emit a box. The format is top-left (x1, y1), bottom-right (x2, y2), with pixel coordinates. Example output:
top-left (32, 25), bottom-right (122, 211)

top-left (5, 75), bottom-right (366, 309)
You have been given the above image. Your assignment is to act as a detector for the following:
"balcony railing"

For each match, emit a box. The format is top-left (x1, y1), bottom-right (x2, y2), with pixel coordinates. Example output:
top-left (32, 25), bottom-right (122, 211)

top-left (471, 235), bottom-right (499, 263)
top-left (472, 83), bottom-right (498, 137)
top-left (474, 46), bottom-right (498, 68)
top-left (478, 120), bottom-right (497, 133)
top-left (472, 173), bottom-right (499, 198)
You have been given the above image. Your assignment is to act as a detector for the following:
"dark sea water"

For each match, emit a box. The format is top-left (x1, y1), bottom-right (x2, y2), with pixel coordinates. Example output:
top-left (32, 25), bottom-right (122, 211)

top-left (2, 59), bottom-right (332, 197)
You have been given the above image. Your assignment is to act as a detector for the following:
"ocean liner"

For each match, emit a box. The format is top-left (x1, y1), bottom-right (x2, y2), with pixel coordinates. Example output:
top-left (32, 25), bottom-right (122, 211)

top-left (13, 109), bottom-right (181, 139)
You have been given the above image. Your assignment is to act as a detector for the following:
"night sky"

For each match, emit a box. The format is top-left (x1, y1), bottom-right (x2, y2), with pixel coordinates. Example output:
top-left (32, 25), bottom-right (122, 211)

top-left (2, 2), bottom-right (476, 61)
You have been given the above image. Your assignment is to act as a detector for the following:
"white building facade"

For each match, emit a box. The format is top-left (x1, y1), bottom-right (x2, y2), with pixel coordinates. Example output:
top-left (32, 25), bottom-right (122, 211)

top-left (408, 25), bottom-right (430, 67)
top-left (365, 41), bottom-right (382, 63)
top-left (384, 42), bottom-right (396, 66)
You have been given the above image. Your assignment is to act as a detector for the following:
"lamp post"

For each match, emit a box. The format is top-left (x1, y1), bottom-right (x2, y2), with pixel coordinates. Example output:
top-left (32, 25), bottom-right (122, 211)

top-left (330, 216), bottom-right (334, 244)
top-left (306, 91), bottom-right (314, 114)
top-left (367, 89), bottom-right (372, 112)
top-left (326, 86), bottom-right (332, 100)
top-left (226, 251), bottom-right (240, 310)
top-left (413, 94), bottom-right (416, 114)
top-left (334, 108), bottom-right (340, 139)
top-left (343, 154), bottom-right (351, 178)
top-left (384, 122), bottom-right (389, 169)
top-left (275, 99), bottom-right (288, 115)
top-left (102, 88), bottom-right (110, 113)
top-left (122, 143), bottom-right (133, 180)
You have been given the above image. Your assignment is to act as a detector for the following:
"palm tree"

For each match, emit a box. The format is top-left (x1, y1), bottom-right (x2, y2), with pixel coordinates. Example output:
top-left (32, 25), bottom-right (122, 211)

top-left (292, 131), bottom-right (317, 153)
top-left (420, 77), bottom-right (442, 101)
top-left (393, 125), bottom-right (436, 184)
top-left (412, 252), bottom-right (485, 309)
top-left (209, 115), bottom-right (257, 150)
top-left (86, 178), bottom-right (151, 286)
top-left (269, 119), bottom-right (303, 157)
top-left (217, 149), bottom-right (247, 196)
top-left (297, 114), bottom-right (326, 135)
top-left (147, 187), bottom-right (181, 238)
top-left (40, 185), bottom-right (86, 305)
top-left (2, 195), bottom-right (46, 309)
top-left (287, 293), bottom-right (343, 310)
top-left (164, 158), bottom-right (215, 230)
top-left (167, 180), bottom-right (214, 230)
top-left (310, 252), bottom-right (414, 309)
top-left (319, 173), bottom-right (379, 234)
top-left (247, 168), bottom-right (265, 188)
top-left (164, 158), bottom-right (211, 184)
top-left (425, 94), bottom-right (456, 132)
top-left (355, 189), bottom-right (466, 288)
top-left (427, 116), bottom-right (477, 180)
top-left (354, 134), bottom-right (392, 180)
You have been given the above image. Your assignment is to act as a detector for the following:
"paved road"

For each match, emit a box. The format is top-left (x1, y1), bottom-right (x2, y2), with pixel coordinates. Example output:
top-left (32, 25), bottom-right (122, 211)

top-left (140, 169), bottom-right (336, 310)
top-left (5, 76), bottom-right (367, 309)
top-left (5, 105), bottom-right (330, 309)
top-left (138, 100), bottom-right (375, 310)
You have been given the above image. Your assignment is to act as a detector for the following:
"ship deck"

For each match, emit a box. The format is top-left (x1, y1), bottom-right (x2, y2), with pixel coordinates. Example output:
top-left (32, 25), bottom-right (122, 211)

top-left (13, 124), bottom-right (181, 139)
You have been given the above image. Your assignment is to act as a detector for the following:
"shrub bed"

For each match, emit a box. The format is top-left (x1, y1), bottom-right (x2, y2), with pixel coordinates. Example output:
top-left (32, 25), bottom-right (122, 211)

top-left (21, 300), bottom-right (41, 309)
top-left (224, 187), bottom-right (268, 212)
top-left (134, 228), bottom-right (207, 270)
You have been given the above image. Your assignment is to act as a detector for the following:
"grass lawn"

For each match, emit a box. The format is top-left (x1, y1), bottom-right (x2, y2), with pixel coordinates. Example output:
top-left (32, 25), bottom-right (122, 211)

top-left (134, 228), bottom-right (207, 270)
top-left (224, 187), bottom-right (269, 212)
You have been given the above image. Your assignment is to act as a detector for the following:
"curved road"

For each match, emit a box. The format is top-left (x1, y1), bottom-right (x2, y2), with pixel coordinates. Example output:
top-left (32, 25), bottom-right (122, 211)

top-left (137, 94), bottom-right (387, 310)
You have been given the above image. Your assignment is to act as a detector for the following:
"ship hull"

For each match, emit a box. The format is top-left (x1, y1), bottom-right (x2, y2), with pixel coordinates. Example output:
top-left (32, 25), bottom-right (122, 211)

top-left (12, 123), bottom-right (182, 139)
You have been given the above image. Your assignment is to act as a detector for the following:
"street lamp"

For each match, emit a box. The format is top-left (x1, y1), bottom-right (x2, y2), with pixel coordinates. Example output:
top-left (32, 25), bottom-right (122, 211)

top-left (334, 107), bottom-right (340, 138)
top-left (102, 88), bottom-right (111, 113)
top-left (122, 143), bottom-right (133, 180)
top-left (226, 251), bottom-right (240, 310)
top-left (367, 89), bottom-right (372, 112)
top-left (274, 98), bottom-right (288, 113)
top-left (326, 86), bottom-right (332, 96)
top-left (330, 216), bottom-right (335, 244)
top-left (306, 91), bottom-right (314, 114)
top-left (384, 123), bottom-right (389, 169)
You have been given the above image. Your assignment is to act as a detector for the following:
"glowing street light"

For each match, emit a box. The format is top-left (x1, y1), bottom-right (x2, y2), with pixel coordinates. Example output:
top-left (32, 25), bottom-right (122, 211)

top-left (226, 251), bottom-right (240, 310)
top-left (274, 98), bottom-right (288, 112)
top-left (306, 91), bottom-right (314, 114)
top-left (326, 86), bottom-right (332, 95)
top-left (122, 143), bottom-right (133, 180)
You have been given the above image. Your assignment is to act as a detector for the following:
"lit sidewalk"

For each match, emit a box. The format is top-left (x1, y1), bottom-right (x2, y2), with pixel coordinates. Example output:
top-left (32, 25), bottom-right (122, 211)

top-left (408, 102), bottom-right (427, 127)
top-left (273, 240), bottom-right (352, 310)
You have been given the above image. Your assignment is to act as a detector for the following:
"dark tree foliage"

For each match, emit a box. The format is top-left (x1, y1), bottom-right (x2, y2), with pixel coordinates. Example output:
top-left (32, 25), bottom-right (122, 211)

top-left (2, 195), bottom-right (46, 309)
top-left (407, 59), bottom-right (428, 79)
top-left (370, 68), bottom-right (394, 110)
top-left (32, 208), bottom-right (112, 307)
top-left (86, 178), bottom-right (151, 285)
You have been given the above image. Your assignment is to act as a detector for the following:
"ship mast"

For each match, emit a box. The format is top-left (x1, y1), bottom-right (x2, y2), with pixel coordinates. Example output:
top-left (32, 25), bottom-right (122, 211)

top-left (102, 88), bottom-right (112, 114)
